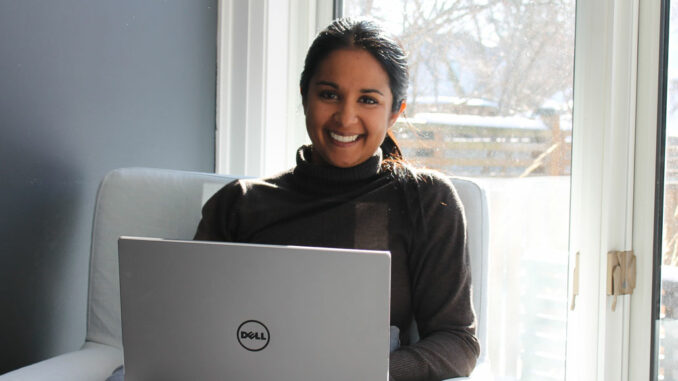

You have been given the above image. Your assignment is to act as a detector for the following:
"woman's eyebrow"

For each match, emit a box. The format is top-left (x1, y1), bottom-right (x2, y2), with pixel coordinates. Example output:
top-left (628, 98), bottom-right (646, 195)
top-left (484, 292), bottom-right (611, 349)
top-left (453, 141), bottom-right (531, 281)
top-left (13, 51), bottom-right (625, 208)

top-left (315, 81), bottom-right (384, 96)
top-left (361, 88), bottom-right (384, 96)
top-left (316, 80), bottom-right (338, 88)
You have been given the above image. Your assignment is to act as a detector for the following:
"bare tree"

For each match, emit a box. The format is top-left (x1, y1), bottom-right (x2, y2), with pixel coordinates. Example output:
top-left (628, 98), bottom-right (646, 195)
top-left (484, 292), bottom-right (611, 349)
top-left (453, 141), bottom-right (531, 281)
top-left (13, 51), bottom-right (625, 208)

top-left (345, 0), bottom-right (575, 116)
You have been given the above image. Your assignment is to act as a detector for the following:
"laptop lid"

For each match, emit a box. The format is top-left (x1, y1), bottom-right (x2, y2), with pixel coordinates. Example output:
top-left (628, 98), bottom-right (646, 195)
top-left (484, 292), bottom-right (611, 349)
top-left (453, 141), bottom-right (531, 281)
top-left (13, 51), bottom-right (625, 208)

top-left (118, 237), bottom-right (391, 381)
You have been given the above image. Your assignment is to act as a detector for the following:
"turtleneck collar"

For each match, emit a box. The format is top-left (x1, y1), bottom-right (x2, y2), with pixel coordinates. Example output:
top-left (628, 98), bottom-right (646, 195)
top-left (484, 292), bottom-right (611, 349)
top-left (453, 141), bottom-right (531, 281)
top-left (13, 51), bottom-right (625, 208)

top-left (293, 145), bottom-right (383, 184)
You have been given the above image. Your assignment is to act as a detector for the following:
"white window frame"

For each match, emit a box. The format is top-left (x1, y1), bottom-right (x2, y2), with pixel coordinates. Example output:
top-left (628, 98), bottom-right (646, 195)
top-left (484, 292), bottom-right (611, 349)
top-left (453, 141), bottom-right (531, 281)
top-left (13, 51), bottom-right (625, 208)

top-left (567, 0), bottom-right (660, 380)
top-left (215, 1), bottom-right (664, 379)
top-left (629, 0), bottom-right (662, 379)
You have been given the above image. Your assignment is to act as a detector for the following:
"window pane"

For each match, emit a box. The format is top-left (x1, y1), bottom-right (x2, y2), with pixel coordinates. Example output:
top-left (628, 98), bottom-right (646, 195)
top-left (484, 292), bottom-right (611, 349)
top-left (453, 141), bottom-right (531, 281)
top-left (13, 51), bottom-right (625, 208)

top-left (342, 1), bottom-right (575, 380)
top-left (657, 2), bottom-right (678, 380)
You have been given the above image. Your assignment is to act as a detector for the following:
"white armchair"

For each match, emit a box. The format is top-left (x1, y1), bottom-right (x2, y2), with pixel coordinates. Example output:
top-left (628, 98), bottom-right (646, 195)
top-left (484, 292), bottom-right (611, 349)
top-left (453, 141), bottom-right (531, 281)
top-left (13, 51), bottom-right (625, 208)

top-left (1, 168), bottom-right (489, 381)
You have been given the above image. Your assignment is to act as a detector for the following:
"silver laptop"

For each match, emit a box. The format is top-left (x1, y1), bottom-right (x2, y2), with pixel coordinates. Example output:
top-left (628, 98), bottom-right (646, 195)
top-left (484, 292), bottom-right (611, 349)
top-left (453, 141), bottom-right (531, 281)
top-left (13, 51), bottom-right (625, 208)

top-left (118, 237), bottom-right (391, 381)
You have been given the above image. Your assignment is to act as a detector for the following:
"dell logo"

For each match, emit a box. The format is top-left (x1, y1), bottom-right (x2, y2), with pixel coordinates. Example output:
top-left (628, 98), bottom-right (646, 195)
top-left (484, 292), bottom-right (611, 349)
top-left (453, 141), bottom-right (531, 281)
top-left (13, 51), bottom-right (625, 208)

top-left (237, 320), bottom-right (270, 352)
top-left (241, 331), bottom-right (267, 340)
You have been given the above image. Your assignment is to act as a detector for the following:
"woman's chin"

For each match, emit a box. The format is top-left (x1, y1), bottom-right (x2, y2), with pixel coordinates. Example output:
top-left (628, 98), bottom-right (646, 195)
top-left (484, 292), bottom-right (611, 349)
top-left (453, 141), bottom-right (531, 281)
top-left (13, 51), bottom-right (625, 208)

top-left (326, 156), bottom-right (362, 168)
top-left (312, 150), bottom-right (358, 168)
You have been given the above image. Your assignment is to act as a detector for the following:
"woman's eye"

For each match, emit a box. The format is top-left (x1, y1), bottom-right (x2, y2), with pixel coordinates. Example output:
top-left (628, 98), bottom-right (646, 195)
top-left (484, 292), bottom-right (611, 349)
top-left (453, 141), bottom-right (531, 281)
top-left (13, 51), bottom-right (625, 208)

top-left (359, 96), bottom-right (378, 105)
top-left (319, 90), bottom-right (338, 100)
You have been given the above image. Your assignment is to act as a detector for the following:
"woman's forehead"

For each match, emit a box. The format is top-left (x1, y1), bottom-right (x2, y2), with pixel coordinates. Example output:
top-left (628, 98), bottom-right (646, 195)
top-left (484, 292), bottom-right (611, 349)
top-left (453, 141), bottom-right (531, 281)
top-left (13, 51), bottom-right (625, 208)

top-left (312, 48), bottom-right (391, 91)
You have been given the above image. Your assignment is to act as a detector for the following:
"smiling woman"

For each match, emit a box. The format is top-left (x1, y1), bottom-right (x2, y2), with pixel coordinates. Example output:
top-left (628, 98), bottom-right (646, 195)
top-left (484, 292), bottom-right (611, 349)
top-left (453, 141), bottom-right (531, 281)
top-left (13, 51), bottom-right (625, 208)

top-left (194, 17), bottom-right (479, 381)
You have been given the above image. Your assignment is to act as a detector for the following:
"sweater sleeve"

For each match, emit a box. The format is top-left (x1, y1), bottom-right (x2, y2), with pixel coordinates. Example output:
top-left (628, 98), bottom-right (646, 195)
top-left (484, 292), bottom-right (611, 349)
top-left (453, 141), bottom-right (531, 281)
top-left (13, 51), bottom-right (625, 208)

top-left (389, 173), bottom-right (480, 380)
top-left (193, 180), bottom-right (243, 241)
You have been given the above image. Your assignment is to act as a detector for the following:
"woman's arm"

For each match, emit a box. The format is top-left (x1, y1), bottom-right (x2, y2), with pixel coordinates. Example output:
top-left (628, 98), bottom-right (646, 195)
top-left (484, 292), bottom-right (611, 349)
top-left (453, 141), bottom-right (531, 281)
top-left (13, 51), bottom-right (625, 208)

top-left (390, 173), bottom-right (480, 381)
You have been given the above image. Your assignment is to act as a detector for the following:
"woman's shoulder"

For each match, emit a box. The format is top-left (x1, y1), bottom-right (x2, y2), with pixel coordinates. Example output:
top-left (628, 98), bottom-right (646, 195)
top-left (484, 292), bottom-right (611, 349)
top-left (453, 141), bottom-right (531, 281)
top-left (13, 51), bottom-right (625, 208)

top-left (223, 169), bottom-right (294, 190)
top-left (392, 163), bottom-right (464, 211)
top-left (390, 164), bottom-right (466, 236)
top-left (391, 162), bottom-right (456, 191)
top-left (209, 169), bottom-right (295, 202)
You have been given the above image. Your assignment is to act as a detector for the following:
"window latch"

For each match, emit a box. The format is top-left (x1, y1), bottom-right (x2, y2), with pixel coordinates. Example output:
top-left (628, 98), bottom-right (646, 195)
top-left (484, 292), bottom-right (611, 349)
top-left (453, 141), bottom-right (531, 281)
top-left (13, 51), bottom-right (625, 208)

top-left (606, 250), bottom-right (636, 311)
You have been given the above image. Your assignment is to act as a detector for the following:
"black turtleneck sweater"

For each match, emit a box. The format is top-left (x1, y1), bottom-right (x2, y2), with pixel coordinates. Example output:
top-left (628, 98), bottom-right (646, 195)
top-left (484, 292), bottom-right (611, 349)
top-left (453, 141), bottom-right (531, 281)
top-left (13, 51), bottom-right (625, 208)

top-left (194, 146), bottom-right (479, 381)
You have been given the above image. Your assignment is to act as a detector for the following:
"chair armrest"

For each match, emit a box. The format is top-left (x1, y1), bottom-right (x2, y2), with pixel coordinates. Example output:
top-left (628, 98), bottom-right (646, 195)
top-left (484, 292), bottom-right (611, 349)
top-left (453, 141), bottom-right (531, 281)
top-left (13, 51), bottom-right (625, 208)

top-left (0, 342), bottom-right (122, 381)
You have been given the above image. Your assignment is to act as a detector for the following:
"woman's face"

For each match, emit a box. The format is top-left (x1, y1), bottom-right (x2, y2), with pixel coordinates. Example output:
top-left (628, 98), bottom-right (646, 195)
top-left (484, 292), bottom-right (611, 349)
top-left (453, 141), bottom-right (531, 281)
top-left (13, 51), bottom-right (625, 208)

top-left (303, 48), bottom-right (403, 168)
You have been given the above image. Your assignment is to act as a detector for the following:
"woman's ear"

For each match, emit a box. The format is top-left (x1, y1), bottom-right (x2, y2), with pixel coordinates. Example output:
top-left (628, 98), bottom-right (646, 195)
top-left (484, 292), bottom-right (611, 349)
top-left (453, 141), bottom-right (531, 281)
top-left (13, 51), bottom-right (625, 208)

top-left (388, 101), bottom-right (407, 127)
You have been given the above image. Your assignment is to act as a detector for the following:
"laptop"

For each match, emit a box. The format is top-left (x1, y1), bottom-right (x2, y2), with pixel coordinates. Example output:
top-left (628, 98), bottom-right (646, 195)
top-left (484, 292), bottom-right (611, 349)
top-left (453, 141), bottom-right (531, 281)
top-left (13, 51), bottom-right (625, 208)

top-left (118, 236), bottom-right (391, 381)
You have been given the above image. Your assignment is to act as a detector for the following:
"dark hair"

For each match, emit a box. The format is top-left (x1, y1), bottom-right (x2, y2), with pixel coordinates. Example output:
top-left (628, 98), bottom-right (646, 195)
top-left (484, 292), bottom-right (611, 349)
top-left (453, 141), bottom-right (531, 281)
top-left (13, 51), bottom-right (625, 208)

top-left (299, 17), bottom-right (408, 161)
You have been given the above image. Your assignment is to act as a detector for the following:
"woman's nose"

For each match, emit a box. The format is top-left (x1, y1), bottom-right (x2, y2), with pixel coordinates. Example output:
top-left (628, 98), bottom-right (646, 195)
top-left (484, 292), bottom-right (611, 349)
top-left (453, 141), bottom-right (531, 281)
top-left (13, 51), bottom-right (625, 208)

top-left (333, 102), bottom-right (358, 127)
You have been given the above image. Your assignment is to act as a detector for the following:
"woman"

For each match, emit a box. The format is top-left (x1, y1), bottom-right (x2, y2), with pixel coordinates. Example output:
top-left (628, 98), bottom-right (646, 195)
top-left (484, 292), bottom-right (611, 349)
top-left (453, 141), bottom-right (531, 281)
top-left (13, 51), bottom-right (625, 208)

top-left (195, 17), bottom-right (479, 381)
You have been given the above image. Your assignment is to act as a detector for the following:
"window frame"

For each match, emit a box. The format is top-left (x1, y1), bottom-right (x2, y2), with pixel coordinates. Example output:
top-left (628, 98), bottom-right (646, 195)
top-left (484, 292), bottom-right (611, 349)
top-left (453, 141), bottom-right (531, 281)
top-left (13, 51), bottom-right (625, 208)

top-left (568, 1), bottom-right (664, 379)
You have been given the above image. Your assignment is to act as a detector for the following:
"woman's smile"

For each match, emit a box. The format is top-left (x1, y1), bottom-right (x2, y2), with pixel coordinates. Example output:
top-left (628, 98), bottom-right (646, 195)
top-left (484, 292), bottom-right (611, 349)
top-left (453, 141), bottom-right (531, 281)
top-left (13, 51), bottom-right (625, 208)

top-left (328, 131), bottom-right (361, 144)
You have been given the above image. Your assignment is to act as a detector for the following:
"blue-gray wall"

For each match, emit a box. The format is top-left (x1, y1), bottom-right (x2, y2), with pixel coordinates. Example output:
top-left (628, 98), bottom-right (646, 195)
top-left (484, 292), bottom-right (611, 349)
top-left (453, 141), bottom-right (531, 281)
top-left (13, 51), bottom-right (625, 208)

top-left (0, 1), bottom-right (217, 373)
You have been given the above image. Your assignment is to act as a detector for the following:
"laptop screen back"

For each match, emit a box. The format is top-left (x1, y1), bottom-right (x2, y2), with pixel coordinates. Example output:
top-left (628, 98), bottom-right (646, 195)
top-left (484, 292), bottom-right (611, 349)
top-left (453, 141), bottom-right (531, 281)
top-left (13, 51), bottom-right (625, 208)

top-left (118, 237), bottom-right (391, 381)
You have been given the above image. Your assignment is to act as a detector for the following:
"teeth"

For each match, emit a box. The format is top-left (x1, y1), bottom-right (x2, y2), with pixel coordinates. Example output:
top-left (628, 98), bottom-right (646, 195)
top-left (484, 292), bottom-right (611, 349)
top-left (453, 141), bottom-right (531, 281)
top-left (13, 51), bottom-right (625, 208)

top-left (330, 132), bottom-right (359, 143)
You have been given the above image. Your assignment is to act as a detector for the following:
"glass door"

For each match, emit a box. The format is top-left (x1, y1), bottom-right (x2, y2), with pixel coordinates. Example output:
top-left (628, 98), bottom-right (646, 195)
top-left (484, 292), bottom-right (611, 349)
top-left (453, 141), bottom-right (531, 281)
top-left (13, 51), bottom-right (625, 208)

top-left (341, 1), bottom-right (576, 380)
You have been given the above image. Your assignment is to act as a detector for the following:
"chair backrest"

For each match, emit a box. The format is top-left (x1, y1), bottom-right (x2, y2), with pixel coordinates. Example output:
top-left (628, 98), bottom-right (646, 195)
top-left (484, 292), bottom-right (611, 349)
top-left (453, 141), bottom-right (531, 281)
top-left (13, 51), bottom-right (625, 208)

top-left (86, 168), bottom-right (237, 348)
top-left (86, 168), bottom-right (488, 363)
top-left (450, 178), bottom-right (489, 363)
